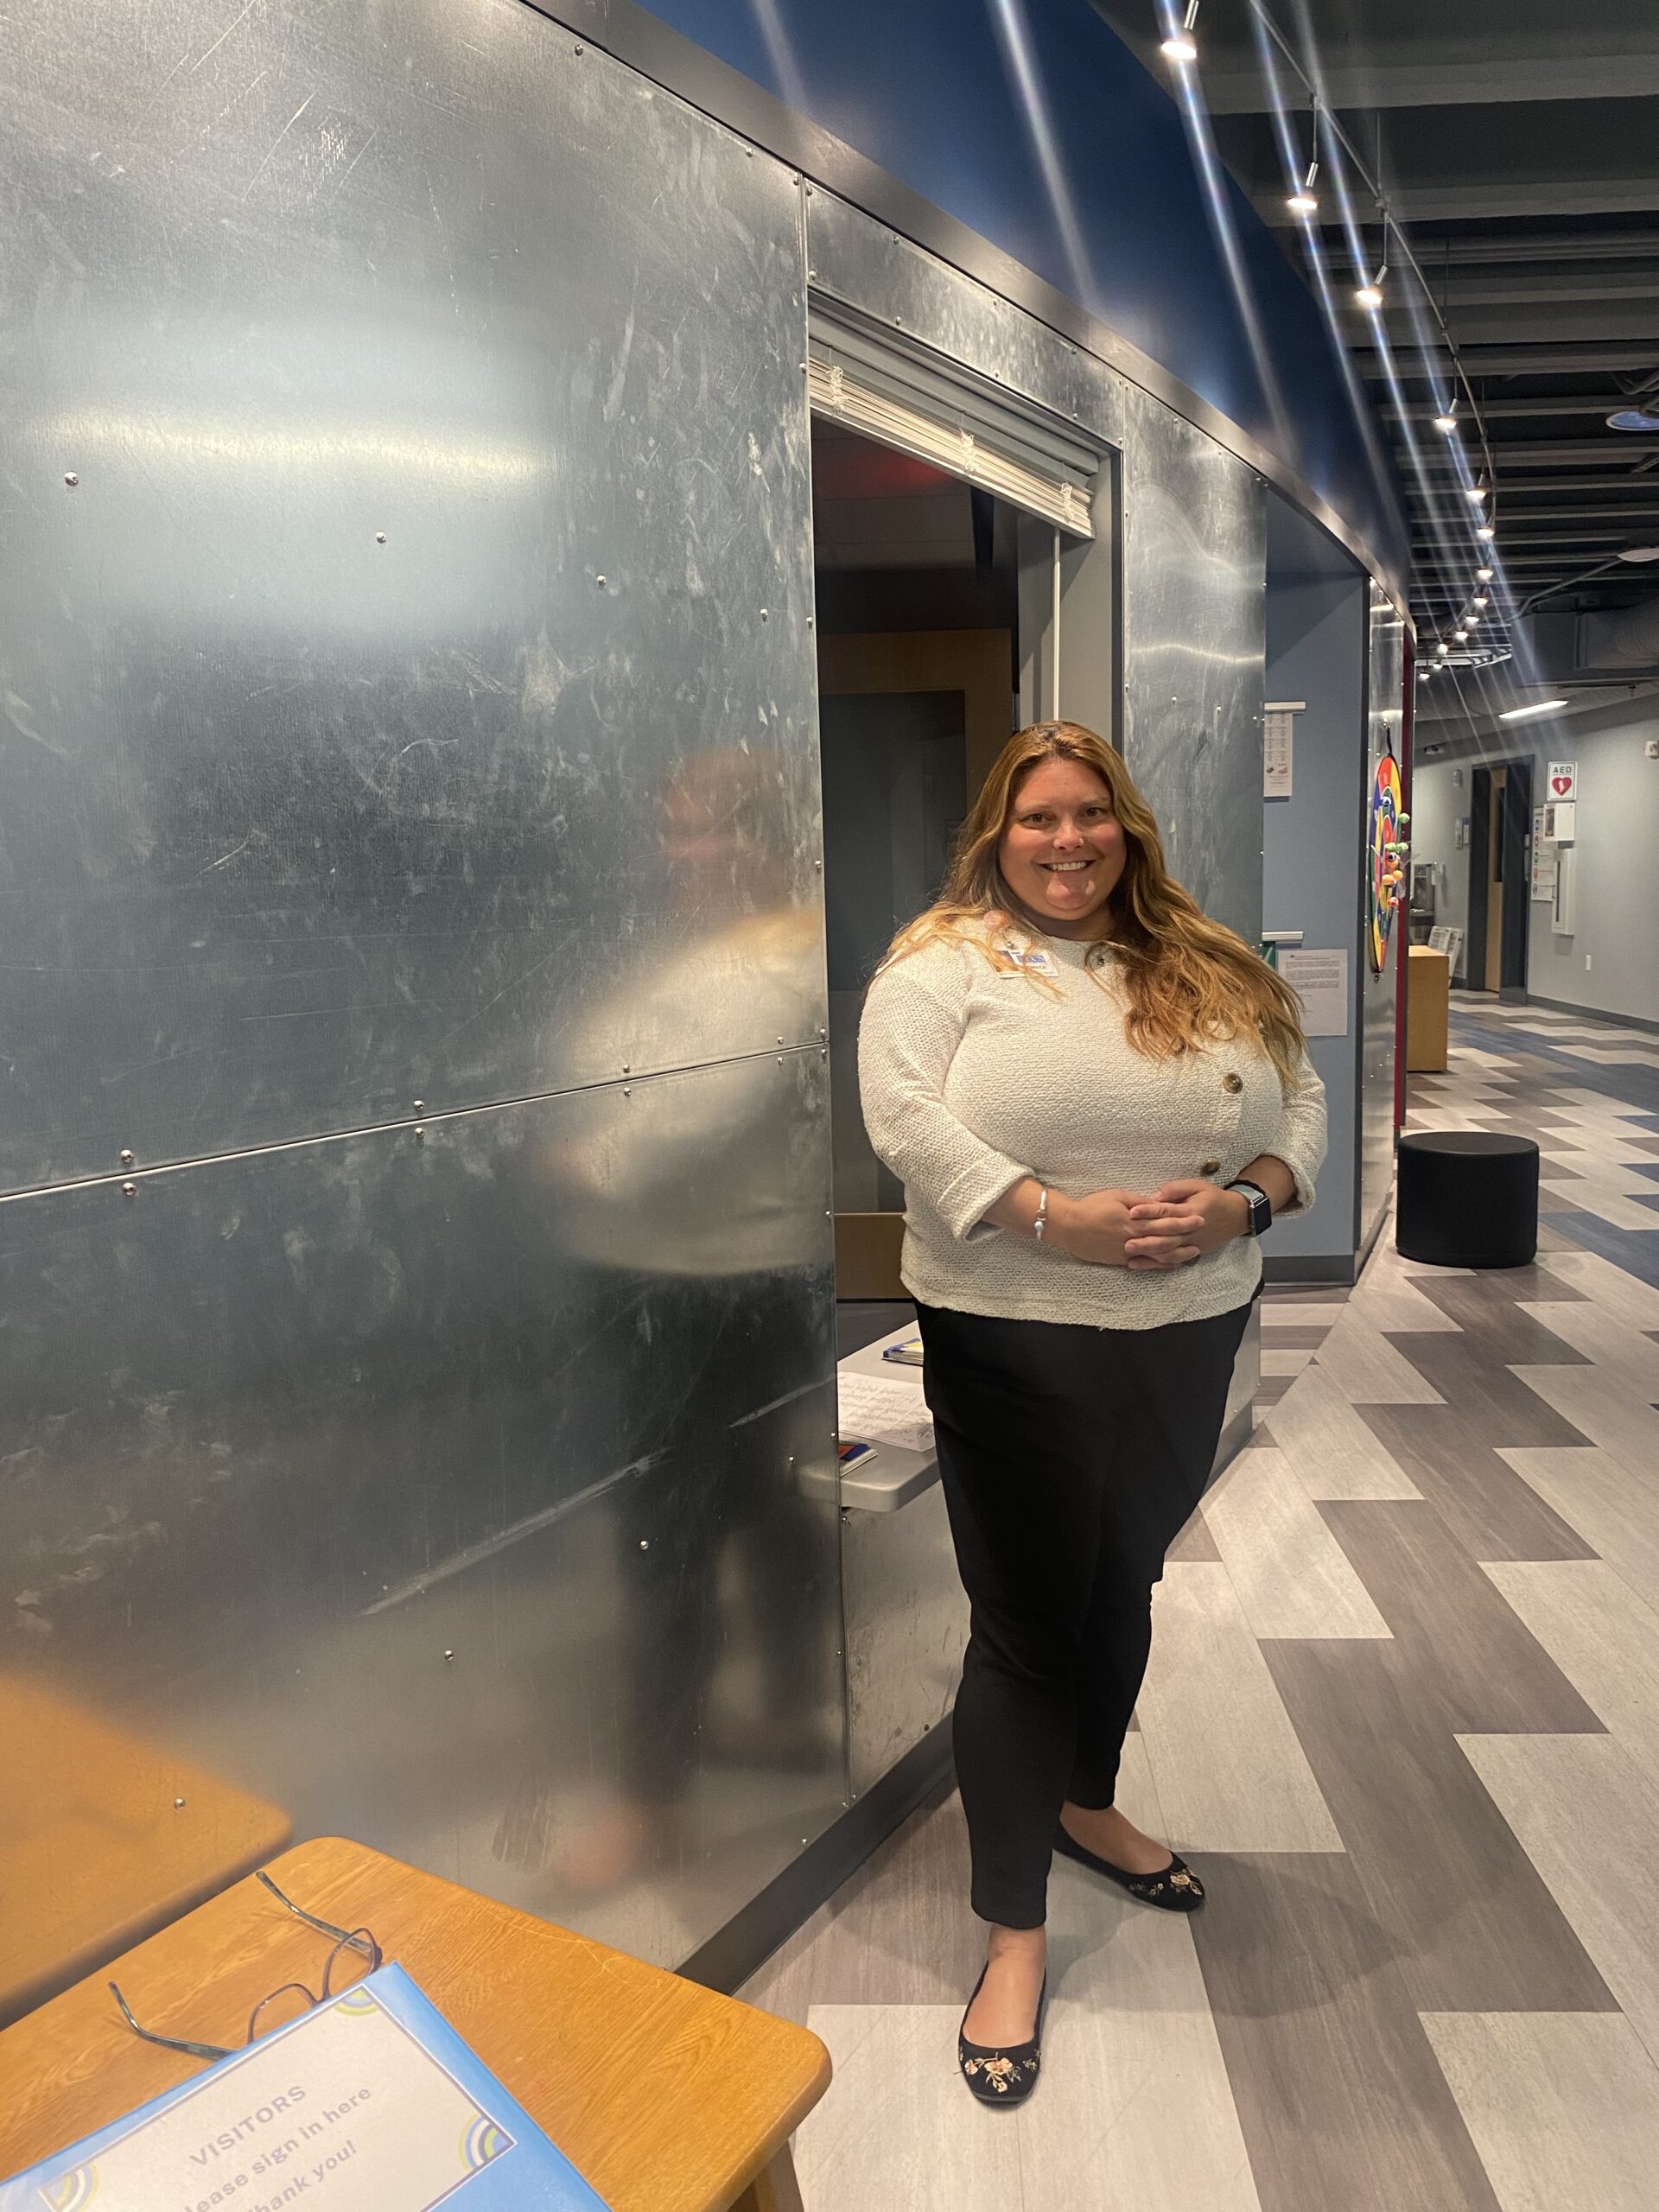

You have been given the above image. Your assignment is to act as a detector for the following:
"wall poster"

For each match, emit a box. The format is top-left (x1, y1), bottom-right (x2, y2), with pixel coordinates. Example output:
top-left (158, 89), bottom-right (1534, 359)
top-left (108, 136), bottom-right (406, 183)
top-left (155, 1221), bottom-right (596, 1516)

top-left (1281, 947), bottom-right (1351, 1038)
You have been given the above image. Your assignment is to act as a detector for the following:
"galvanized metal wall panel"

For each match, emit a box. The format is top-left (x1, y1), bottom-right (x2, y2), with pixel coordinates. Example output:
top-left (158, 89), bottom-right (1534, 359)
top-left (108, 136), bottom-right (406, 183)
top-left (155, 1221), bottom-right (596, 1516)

top-left (1120, 391), bottom-right (1267, 950)
top-left (807, 194), bottom-right (1125, 454)
top-left (1, 1054), bottom-right (843, 1970)
top-left (0, 0), bottom-right (846, 1984)
top-left (0, 0), bottom-right (823, 1194)
top-left (842, 1484), bottom-right (966, 1802)
top-left (1359, 585), bottom-right (1406, 1250)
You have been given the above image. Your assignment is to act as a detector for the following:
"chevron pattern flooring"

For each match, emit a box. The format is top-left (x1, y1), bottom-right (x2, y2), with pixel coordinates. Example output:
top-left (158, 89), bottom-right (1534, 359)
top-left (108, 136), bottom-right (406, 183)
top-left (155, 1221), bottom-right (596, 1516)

top-left (743, 995), bottom-right (1659, 2211)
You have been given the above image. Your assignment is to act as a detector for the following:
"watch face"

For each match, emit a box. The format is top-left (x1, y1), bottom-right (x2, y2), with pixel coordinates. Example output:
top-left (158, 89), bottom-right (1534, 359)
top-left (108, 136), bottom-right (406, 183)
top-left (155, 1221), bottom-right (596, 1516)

top-left (1235, 1183), bottom-right (1269, 1235)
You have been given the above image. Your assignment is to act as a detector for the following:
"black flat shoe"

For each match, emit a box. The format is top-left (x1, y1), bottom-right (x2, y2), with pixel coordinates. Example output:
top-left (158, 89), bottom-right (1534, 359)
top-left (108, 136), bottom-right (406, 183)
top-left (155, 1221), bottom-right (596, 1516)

top-left (1053, 1822), bottom-right (1205, 1911)
top-left (957, 1963), bottom-right (1046, 2106)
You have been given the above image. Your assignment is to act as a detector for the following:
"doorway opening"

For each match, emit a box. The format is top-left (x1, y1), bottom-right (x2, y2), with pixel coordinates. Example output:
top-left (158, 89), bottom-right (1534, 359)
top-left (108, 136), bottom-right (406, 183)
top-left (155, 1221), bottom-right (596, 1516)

top-left (1465, 760), bottom-right (1533, 995)
top-left (810, 414), bottom-right (1107, 1307)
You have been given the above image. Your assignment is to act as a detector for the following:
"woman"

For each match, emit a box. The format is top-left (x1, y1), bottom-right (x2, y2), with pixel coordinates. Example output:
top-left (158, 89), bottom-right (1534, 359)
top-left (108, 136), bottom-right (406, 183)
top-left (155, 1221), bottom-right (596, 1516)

top-left (858, 721), bottom-right (1325, 2104)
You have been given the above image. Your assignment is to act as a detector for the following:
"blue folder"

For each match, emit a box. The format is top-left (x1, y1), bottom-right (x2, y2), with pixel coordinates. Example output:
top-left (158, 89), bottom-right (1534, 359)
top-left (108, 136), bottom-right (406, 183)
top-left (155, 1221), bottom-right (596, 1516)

top-left (1, 1962), bottom-right (612, 2210)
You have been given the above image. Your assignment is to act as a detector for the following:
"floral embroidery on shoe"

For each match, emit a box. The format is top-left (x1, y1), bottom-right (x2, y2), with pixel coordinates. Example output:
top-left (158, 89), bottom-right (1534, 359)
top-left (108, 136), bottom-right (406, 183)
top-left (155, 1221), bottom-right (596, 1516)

top-left (962, 2051), bottom-right (1038, 2093)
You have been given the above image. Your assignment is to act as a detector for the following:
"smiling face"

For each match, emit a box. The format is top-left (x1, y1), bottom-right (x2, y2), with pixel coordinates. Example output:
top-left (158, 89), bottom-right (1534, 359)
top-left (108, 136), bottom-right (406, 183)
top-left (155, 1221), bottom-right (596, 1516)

top-left (997, 755), bottom-right (1128, 938)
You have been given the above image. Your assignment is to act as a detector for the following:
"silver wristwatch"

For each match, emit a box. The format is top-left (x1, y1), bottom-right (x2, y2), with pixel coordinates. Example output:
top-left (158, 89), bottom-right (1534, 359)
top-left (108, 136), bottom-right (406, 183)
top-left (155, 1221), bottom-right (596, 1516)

top-left (1226, 1179), bottom-right (1273, 1237)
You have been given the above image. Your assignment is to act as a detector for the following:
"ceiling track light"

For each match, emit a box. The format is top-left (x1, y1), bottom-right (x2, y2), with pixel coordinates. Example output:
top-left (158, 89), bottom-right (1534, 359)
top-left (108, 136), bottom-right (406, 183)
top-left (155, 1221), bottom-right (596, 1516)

top-left (1286, 109), bottom-right (1320, 217)
top-left (1354, 264), bottom-right (1386, 310)
top-left (1160, 0), bottom-right (1199, 63)
top-left (1466, 483), bottom-right (1488, 504)
top-left (1476, 566), bottom-right (1494, 582)
top-left (1472, 594), bottom-right (1489, 607)
top-left (1433, 408), bottom-right (1458, 434)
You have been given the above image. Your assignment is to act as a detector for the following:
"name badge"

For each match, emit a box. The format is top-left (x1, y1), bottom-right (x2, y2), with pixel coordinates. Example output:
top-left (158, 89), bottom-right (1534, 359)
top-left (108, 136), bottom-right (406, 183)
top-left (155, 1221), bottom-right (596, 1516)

top-left (997, 946), bottom-right (1055, 974)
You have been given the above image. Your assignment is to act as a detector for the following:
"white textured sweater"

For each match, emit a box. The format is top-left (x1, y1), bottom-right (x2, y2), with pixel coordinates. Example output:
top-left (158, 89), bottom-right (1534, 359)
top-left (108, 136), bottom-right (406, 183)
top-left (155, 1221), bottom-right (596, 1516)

top-left (858, 925), bottom-right (1327, 1330)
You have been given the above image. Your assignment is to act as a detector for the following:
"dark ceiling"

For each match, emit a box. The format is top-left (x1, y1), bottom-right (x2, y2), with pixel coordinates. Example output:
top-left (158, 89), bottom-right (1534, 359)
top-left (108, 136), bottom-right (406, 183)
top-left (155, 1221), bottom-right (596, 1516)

top-left (1090, 0), bottom-right (1659, 652)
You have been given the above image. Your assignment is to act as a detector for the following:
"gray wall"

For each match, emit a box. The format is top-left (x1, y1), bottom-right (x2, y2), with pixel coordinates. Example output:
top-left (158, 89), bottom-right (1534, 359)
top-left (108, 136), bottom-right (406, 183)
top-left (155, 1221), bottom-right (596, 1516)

top-left (1408, 754), bottom-right (1473, 981)
top-left (1262, 503), bottom-right (1368, 1265)
top-left (1414, 690), bottom-right (1659, 1021)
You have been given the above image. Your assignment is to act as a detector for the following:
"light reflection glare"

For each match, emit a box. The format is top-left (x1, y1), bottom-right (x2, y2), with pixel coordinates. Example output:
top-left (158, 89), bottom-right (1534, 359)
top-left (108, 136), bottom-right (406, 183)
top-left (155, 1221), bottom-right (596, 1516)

top-left (748, 0), bottom-right (811, 118)
top-left (987, 0), bottom-right (1092, 299)
top-left (39, 412), bottom-right (545, 486)
top-left (1159, 0), bottom-right (1291, 452)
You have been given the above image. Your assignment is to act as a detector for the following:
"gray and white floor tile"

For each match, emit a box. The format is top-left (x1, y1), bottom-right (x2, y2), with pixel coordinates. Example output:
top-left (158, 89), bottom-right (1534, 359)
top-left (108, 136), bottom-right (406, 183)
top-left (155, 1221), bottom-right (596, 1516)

top-left (747, 994), bottom-right (1659, 2209)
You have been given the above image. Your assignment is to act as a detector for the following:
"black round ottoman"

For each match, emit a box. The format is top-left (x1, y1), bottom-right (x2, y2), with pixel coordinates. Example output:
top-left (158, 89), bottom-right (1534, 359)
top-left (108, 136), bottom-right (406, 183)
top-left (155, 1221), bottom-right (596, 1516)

top-left (1396, 1131), bottom-right (1539, 1268)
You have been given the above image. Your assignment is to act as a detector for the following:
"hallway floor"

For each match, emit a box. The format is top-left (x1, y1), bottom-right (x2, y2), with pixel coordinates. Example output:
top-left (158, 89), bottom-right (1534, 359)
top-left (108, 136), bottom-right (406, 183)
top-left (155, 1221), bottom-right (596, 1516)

top-left (743, 996), bottom-right (1659, 2210)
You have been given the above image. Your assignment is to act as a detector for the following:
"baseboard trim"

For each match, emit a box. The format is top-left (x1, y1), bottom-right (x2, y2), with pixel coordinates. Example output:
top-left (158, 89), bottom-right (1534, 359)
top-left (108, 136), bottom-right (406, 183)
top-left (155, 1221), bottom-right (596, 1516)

top-left (677, 1719), bottom-right (955, 1997)
top-left (1524, 992), bottom-right (1659, 1039)
top-left (1262, 1252), bottom-right (1357, 1285)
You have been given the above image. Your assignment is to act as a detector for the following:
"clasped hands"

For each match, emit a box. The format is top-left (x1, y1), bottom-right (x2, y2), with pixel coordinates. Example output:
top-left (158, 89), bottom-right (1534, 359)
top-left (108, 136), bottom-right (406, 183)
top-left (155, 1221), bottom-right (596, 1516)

top-left (1046, 1181), bottom-right (1250, 1270)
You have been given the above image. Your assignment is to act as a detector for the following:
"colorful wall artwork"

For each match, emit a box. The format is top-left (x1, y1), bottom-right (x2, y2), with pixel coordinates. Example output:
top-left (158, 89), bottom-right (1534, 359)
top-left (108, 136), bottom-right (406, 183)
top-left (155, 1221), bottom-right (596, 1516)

top-left (1369, 748), bottom-right (1407, 973)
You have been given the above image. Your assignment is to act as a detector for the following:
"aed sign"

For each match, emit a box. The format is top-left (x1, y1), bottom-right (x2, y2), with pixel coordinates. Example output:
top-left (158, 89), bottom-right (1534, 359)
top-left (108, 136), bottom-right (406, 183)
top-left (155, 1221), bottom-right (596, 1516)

top-left (1547, 760), bottom-right (1578, 801)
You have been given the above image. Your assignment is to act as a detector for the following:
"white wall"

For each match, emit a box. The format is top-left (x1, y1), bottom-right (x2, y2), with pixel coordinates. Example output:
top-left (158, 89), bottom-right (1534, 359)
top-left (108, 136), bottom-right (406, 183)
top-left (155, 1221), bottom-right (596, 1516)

top-left (1409, 756), bottom-right (1473, 980)
top-left (1413, 691), bottom-right (1659, 1020)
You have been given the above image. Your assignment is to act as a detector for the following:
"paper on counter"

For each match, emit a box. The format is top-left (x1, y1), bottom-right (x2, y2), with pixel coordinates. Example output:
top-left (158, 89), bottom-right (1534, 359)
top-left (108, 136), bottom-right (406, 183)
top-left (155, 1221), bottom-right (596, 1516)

top-left (837, 1369), bottom-right (936, 1457)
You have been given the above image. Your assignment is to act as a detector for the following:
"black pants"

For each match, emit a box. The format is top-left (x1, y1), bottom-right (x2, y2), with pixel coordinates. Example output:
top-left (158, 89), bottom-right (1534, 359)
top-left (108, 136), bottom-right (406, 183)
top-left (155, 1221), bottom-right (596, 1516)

top-left (916, 1297), bottom-right (1253, 1929)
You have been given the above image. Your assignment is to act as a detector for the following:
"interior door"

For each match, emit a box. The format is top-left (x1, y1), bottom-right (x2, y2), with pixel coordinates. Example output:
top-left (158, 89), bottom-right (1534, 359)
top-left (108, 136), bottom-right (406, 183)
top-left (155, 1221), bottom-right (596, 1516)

top-left (1484, 766), bottom-right (1507, 992)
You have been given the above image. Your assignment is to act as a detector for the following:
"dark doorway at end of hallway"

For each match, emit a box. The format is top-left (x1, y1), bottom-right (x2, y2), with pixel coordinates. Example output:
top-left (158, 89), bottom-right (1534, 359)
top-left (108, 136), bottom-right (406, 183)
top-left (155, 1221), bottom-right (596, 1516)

top-left (1465, 759), bottom-right (1533, 998)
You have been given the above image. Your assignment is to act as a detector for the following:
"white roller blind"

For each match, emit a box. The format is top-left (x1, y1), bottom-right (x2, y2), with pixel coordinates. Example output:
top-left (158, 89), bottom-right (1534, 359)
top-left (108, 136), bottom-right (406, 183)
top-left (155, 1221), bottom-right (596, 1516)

top-left (808, 324), bottom-right (1096, 540)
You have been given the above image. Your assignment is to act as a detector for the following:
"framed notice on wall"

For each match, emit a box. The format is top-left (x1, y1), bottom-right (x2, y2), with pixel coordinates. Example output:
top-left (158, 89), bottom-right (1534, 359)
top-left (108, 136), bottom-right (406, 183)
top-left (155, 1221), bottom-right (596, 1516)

top-left (1280, 947), bottom-right (1350, 1038)
top-left (1262, 702), bottom-right (1302, 799)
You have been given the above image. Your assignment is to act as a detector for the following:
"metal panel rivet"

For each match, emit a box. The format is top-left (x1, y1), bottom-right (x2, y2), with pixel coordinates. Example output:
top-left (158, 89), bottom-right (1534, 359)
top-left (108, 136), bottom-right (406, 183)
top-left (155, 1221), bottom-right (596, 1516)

top-left (639, 1538), bottom-right (650, 1551)
top-left (121, 1181), bottom-right (137, 1198)
top-left (623, 1086), bottom-right (632, 1097)
top-left (174, 1796), bottom-right (186, 1809)
top-left (375, 531), bottom-right (386, 543)
top-left (622, 1063), bottom-right (631, 1074)
top-left (64, 472), bottom-right (78, 486)
top-left (444, 1649), bottom-right (454, 1661)
top-left (119, 1149), bottom-right (135, 1167)
top-left (413, 1124), bottom-right (425, 1141)
top-left (760, 607), bottom-right (768, 620)
top-left (594, 574), bottom-right (606, 588)
top-left (574, 41), bottom-right (583, 54)
top-left (806, 614), bottom-right (814, 628)
top-left (412, 1099), bottom-right (424, 1113)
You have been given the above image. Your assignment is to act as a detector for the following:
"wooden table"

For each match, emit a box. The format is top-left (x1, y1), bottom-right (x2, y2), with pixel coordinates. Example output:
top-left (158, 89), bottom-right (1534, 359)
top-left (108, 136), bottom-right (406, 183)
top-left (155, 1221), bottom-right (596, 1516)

top-left (0, 1836), bottom-right (830, 2212)
top-left (0, 1674), bottom-right (291, 2027)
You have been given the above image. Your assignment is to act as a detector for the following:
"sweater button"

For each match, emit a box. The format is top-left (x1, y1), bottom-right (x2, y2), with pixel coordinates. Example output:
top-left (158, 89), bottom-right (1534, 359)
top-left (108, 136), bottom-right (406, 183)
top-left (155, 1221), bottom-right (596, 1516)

top-left (1222, 1072), bottom-right (1243, 1094)
top-left (1199, 1159), bottom-right (1221, 1178)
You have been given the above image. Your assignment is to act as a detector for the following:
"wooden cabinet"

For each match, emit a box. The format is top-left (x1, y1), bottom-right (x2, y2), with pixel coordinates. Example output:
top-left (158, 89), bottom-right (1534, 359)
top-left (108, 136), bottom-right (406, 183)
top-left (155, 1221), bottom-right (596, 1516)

top-left (1407, 946), bottom-right (1450, 1072)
